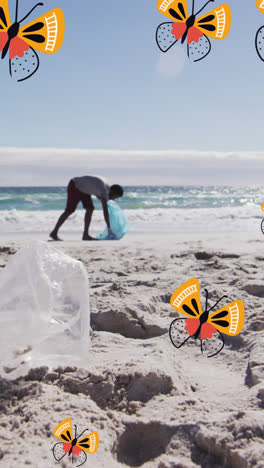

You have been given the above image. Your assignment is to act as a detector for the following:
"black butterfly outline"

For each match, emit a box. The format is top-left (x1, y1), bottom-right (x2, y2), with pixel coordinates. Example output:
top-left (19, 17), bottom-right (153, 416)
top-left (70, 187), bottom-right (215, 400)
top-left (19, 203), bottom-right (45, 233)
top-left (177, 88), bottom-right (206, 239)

top-left (1, 0), bottom-right (42, 81)
top-left (255, 1), bottom-right (264, 61)
top-left (169, 288), bottom-right (231, 358)
top-left (52, 423), bottom-right (92, 467)
top-left (156, 0), bottom-right (231, 62)
top-left (157, 0), bottom-right (214, 62)
top-left (261, 218), bottom-right (264, 234)
top-left (0, 0), bottom-right (64, 81)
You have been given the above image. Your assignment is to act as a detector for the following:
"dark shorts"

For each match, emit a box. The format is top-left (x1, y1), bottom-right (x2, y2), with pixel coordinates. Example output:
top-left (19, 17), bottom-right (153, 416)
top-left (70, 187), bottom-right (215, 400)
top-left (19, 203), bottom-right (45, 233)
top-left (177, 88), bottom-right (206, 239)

top-left (65, 180), bottom-right (94, 213)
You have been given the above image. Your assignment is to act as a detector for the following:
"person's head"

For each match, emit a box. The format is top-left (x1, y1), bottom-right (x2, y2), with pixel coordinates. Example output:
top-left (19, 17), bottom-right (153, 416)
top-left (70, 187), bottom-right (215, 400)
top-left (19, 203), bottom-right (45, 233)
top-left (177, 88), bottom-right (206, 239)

top-left (109, 184), bottom-right (124, 200)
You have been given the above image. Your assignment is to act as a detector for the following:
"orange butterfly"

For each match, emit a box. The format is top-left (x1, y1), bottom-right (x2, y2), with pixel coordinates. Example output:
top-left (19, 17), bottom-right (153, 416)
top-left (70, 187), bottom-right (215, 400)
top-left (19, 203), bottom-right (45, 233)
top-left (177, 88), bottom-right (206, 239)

top-left (0, 0), bottom-right (64, 81)
top-left (156, 0), bottom-right (231, 62)
top-left (169, 278), bottom-right (244, 357)
top-left (53, 418), bottom-right (99, 467)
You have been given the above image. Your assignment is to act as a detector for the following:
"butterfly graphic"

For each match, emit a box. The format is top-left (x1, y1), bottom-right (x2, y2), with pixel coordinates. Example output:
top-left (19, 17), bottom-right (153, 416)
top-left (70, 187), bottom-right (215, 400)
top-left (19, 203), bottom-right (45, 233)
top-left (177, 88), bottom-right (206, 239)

top-left (0, 0), bottom-right (64, 81)
top-left (156, 0), bottom-right (231, 62)
top-left (169, 278), bottom-right (244, 357)
top-left (260, 203), bottom-right (264, 234)
top-left (256, 0), bottom-right (264, 61)
top-left (52, 418), bottom-right (99, 467)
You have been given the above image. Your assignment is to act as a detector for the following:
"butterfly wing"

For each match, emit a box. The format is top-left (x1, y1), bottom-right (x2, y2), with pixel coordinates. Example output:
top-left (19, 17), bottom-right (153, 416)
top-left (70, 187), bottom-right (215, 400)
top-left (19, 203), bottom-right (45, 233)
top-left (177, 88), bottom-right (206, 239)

top-left (169, 317), bottom-right (192, 348)
top-left (257, 0), bottom-right (264, 13)
top-left (157, 0), bottom-right (189, 22)
top-left (156, 1), bottom-right (189, 52)
top-left (170, 278), bottom-right (203, 319)
top-left (52, 442), bottom-right (68, 462)
top-left (207, 300), bottom-right (244, 336)
top-left (53, 418), bottom-right (73, 443)
top-left (256, 25), bottom-right (264, 61)
top-left (156, 22), bottom-right (178, 52)
top-left (72, 450), bottom-right (87, 467)
top-left (9, 47), bottom-right (39, 82)
top-left (194, 4), bottom-right (231, 40)
top-left (17, 8), bottom-right (64, 55)
top-left (0, 0), bottom-right (11, 31)
top-left (261, 218), bottom-right (264, 234)
top-left (201, 330), bottom-right (225, 358)
top-left (187, 34), bottom-right (211, 62)
top-left (0, 0), bottom-right (11, 54)
top-left (77, 431), bottom-right (99, 454)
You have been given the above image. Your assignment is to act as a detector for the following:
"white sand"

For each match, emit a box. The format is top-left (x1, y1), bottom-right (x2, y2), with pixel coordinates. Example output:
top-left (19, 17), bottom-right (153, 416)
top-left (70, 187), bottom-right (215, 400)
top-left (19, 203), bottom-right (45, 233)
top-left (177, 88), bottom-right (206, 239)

top-left (0, 232), bottom-right (263, 467)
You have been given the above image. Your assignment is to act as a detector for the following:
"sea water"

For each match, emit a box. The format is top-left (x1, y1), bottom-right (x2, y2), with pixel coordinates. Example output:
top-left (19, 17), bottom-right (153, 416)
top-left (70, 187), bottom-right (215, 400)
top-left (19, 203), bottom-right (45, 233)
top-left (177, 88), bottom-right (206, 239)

top-left (0, 185), bottom-right (262, 235)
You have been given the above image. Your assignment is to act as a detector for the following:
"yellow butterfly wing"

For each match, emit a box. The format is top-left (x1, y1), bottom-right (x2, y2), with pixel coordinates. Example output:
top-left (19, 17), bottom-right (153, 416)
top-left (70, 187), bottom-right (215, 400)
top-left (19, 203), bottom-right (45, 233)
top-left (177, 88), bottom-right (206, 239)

top-left (77, 431), bottom-right (99, 454)
top-left (157, 0), bottom-right (189, 22)
top-left (17, 8), bottom-right (64, 54)
top-left (257, 0), bottom-right (264, 14)
top-left (170, 278), bottom-right (203, 319)
top-left (194, 4), bottom-right (231, 40)
top-left (0, 0), bottom-right (11, 31)
top-left (53, 418), bottom-right (73, 442)
top-left (207, 300), bottom-right (244, 336)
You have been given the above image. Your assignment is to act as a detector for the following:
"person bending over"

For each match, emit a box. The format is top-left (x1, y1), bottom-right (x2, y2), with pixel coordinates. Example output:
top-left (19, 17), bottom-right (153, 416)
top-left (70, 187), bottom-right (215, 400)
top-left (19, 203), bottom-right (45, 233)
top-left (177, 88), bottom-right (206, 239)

top-left (50, 175), bottom-right (124, 241)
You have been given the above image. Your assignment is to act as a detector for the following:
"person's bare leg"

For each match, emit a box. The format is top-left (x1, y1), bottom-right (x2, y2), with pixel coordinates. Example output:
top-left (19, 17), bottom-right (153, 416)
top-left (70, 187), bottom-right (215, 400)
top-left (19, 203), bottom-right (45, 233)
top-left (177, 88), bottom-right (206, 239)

top-left (50, 211), bottom-right (72, 241)
top-left (82, 208), bottom-right (97, 240)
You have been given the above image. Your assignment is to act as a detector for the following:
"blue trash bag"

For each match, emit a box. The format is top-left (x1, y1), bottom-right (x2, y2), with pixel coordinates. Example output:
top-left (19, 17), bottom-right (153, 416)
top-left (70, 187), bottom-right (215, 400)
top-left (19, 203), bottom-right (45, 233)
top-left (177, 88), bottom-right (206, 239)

top-left (97, 200), bottom-right (129, 240)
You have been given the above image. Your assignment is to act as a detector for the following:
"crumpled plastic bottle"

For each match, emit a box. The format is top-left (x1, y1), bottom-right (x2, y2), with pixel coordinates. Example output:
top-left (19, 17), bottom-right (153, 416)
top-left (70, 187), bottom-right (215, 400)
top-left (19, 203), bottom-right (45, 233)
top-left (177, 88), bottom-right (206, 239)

top-left (0, 241), bottom-right (90, 372)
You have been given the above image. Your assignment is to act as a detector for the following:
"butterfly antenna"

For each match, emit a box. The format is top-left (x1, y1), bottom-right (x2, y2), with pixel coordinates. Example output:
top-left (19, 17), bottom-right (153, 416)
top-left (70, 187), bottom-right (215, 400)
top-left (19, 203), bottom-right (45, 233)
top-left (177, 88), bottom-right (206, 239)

top-left (15, 0), bottom-right (19, 22)
top-left (74, 425), bottom-right (77, 438)
top-left (194, 0), bottom-right (214, 16)
top-left (192, 0), bottom-right (195, 15)
top-left (18, 3), bottom-right (44, 23)
top-left (77, 428), bottom-right (90, 439)
top-left (207, 295), bottom-right (228, 314)
top-left (77, 429), bottom-right (90, 439)
top-left (204, 288), bottom-right (209, 312)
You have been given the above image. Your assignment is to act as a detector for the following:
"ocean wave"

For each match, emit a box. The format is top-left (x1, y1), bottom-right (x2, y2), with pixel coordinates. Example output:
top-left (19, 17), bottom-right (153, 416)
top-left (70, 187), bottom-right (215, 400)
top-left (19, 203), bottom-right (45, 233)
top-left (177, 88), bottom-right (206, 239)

top-left (0, 185), bottom-right (263, 212)
top-left (0, 205), bottom-right (259, 235)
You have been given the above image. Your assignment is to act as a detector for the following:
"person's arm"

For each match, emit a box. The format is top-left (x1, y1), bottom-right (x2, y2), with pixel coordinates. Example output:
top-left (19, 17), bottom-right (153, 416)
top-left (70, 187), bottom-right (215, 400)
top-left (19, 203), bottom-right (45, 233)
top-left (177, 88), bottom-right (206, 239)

top-left (101, 199), bottom-right (116, 237)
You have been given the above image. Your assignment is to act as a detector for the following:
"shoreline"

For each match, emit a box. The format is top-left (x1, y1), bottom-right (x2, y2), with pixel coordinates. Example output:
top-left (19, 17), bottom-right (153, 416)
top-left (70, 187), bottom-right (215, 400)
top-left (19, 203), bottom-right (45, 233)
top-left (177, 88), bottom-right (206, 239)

top-left (0, 230), bottom-right (262, 254)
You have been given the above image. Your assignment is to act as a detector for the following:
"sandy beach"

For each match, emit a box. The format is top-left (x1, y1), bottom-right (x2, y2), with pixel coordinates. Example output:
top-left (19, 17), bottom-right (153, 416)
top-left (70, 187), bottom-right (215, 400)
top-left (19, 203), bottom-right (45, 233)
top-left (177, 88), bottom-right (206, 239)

top-left (0, 232), bottom-right (263, 467)
top-left (0, 0), bottom-right (263, 465)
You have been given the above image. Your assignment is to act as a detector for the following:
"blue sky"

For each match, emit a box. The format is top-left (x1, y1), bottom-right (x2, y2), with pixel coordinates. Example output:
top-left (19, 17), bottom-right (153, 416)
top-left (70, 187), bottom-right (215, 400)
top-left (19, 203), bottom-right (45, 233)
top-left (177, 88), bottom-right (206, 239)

top-left (0, 0), bottom-right (264, 184)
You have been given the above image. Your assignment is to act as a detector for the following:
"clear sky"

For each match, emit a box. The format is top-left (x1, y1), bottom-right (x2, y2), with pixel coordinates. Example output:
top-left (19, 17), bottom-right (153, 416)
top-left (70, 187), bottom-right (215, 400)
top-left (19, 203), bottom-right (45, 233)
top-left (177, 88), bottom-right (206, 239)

top-left (0, 0), bottom-right (264, 185)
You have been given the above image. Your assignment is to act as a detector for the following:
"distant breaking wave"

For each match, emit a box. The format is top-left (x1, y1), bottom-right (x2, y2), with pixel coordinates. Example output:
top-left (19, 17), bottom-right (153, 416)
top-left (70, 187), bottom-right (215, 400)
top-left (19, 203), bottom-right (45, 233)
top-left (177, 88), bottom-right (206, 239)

top-left (0, 185), bottom-right (262, 210)
top-left (0, 185), bottom-right (261, 234)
